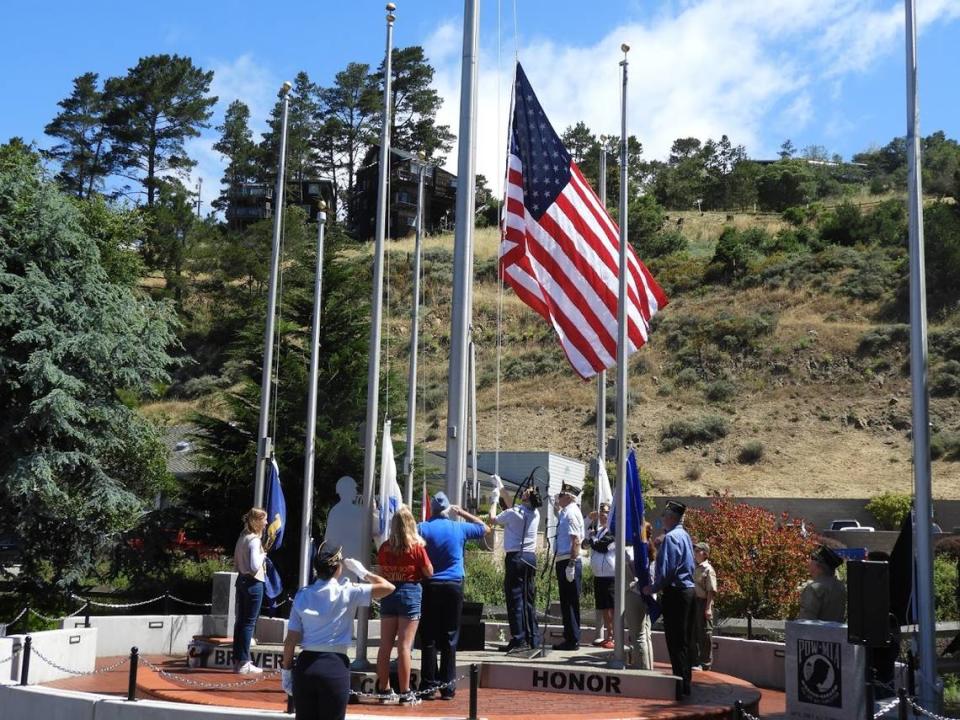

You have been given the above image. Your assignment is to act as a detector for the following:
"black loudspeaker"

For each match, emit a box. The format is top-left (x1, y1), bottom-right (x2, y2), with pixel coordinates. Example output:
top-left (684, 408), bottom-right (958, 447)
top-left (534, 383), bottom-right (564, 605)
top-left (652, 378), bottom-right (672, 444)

top-left (847, 560), bottom-right (891, 647)
top-left (459, 602), bottom-right (485, 651)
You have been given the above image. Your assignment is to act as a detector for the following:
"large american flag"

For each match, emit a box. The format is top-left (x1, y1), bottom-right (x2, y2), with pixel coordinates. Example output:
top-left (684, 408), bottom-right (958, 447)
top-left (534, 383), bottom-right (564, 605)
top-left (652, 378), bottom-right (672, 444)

top-left (499, 63), bottom-right (668, 379)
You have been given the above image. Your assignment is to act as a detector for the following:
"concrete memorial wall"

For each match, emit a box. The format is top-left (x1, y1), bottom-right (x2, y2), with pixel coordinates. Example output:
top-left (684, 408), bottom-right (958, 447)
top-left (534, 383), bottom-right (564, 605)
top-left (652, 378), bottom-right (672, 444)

top-left (786, 620), bottom-right (865, 720)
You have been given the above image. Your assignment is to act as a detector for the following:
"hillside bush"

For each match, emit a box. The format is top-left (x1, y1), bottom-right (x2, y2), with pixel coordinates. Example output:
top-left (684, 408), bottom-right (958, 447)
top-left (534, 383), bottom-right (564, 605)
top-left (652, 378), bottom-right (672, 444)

top-left (737, 441), bottom-right (764, 464)
top-left (705, 379), bottom-right (736, 402)
top-left (865, 492), bottom-right (911, 530)
top-left (930, 432), bottom-right (960, 461)
top-left (683, 499), bottom-right (817, 618)
top-left (858, 325), bottom-right (910, 357)
top-left (636, 229), bottom-right (688, 259)
top-left (931, 361), bottom-right (960, 397)
top-left (705, 227), bottom-right (757, 283)
top-left (818, 201), bottom-right (864, 246)
top-left (660, 415), bottom-right (729, 446)
top-left (674, 367), bottom-right (700, 388)
top-left (932, 328), bottom-right (960, 363)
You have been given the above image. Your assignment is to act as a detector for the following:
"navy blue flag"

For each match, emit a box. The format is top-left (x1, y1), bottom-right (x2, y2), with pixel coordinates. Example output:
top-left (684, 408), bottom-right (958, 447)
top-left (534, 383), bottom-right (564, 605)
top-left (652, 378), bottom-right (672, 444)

top-left (610, 449), bottom-right (661, 623)
top-left (263, 458), bottom-right (285, 601)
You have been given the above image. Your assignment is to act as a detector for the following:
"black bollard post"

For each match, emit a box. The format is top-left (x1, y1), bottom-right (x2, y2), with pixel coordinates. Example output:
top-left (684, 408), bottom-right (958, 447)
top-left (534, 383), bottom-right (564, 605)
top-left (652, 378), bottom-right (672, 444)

top-left (20, 636), bottom-right (32, 686)
top-left (746, 611), bottom-right (753, 641)
top-left (468, 663), bottom-right (479, 720)
top-left (906, 649), bottom-right (916, 697)
top-left (733, 699), bottom-right (744, 719)
top-left (898, 688), bottom-right (908, 720)
top-left (84, 603), bottom-right (91, 629)
top-left (127, 647), bottom-right (139, 701)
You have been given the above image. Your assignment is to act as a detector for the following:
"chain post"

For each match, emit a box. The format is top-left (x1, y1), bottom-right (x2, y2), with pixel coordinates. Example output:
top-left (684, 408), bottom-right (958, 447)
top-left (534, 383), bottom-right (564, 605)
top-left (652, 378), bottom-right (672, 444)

top-left (127, 647), bottom-right (139, 701)
top-left (907, 649), bottom-right (916, 697)
top-left (899, 688), bottom-right (909, 720)
top-left (468, 663), bottom-right (479, 720)
top-left (84, 602), bottom-right (91, 629)
top-left (734, 699), bottom-right (744, 719)
top-left (20, 636), bottom-right (31, 686)
top-left (746, 611), bottom-right (753, 640)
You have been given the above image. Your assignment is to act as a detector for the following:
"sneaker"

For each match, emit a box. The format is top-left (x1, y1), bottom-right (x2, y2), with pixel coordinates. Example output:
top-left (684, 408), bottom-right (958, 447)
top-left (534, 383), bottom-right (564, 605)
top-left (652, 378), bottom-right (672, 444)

top-left (378, 689), bottom-right (399, 704)
top-left (591, 637), bottom-right (606, 646)
top-left (399, 691), bottom-right (420, 705)
top-left (506, 643), bottom-right (532, 656)
top-left (551, 641), bottom-right (580, 651)
top-left (236, 661), bottom-right (263, 674)
top-left (600, 639), bottom-right (615, 649)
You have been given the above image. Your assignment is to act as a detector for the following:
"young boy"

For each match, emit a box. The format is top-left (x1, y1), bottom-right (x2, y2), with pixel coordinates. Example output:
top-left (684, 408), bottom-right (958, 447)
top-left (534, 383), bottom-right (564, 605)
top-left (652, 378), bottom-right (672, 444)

top-left (692, 541), bottom-right (717, 671)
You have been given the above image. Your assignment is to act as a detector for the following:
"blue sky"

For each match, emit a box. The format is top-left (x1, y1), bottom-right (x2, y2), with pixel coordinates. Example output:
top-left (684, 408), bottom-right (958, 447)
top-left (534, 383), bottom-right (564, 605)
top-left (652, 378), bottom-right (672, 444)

top-left (3, 0), bottom-right (958, 209)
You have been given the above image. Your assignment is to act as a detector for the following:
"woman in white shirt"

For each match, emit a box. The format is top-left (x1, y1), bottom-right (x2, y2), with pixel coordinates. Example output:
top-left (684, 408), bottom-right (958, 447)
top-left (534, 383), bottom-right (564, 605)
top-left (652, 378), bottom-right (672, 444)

top-left (232, 507), bottom-right (267, 674)
top-left (584, 503), bottom-right (615, 649)
top-left (281, 543), bottom-right (394, 720)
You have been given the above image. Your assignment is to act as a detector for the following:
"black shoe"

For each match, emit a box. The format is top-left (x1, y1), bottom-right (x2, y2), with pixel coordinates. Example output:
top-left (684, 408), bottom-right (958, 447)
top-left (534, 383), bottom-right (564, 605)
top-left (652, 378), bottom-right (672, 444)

top-left (551, 641), bottom-right (580, 651)
top-left (399, 691), bottom-right (419, 705)
top-left (439, 691), bottom-right (455, 701)
top-left (500, 639), bottom-right (524, 652)
top-left (418, 684), bottom-right (437, 701)
top-left (682, 681), bottom-right (692, 696)
top-left (506, 643), bottom-right (532, 656)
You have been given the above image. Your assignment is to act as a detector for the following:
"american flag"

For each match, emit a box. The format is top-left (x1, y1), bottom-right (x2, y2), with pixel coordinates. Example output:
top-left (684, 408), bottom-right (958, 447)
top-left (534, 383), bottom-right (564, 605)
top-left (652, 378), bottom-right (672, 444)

top-left (500, 63), bottom-right (668, 379)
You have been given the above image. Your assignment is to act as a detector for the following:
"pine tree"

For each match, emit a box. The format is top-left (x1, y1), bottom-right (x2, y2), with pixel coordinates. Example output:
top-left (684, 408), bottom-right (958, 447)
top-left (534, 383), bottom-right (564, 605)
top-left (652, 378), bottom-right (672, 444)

top-left (43, 72), bottom-right (113, 198)
top-left (212, 100), bottom-right (257, 228)
top-left (320, 62), bottom-right (379, 201)
top-left (0, 142), bottom-right (177, 590)
top-left (105, 54), bottom-right (217, 206)
top-left (259, 72), bottom-right (321, 207)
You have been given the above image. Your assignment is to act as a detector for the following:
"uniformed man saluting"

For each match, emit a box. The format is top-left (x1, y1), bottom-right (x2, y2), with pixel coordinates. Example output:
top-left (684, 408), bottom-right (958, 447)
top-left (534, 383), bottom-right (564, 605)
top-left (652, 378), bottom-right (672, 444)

top-left (798, 544), bottom-right (846, 622)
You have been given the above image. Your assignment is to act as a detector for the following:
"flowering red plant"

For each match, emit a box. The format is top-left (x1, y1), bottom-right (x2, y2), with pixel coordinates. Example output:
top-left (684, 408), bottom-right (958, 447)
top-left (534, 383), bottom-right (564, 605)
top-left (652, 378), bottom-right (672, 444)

top-left (683, 498), bottom-right (817, 619)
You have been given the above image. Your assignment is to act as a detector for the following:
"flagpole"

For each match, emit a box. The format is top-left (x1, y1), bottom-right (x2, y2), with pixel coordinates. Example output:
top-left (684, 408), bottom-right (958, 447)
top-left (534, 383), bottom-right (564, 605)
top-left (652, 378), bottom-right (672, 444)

top-left (904, 0), bottom-right (937, 707)
top-left (356, 1), bottom-right (396, 669)
top-left (596, 148), bottom-right (608, 514)
top-left (612, 43), bottom-right (630, 669)
top-left (404, 159), bottom-right (426, 508)
top-left (254, 80), bottom-right (292, 507)
top-left (469, 338), bottom-right (479, 510)
top-left (298, 203), bottom-right (327, 589)
top-left (445, 0), bottom-right (479, 506)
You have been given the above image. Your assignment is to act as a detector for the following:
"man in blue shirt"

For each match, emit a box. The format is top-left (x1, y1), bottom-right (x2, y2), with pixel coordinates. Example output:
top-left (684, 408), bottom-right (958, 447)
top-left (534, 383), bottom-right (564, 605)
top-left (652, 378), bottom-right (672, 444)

top-left (490, 484), bottom-right (541, 653)
top-left (642, 500), bottom-right (695, 697)
top-left (417, 492), bottom-right (490, 700)
top-left (553, 483), bottom-right (585, 651)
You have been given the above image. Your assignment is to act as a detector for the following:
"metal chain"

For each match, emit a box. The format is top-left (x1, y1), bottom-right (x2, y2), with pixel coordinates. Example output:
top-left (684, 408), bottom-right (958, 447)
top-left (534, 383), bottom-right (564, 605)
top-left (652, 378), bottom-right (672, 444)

top-left (739, 709), bottom-right (761, 720)
top-left (908, 698), bottom-right (960, 720)
top-left (29, 609), bottom-right (62, 623)
top-left (30, 645), bottom-right (130, 675)
top-left (873, 696), bottom-right (901, 719)
top-left (349, 674), bottom-right (466, 701)
top-left (0, 647), bottom-right (19, 666)
top-left (167, 595), bottom-right (213, 608)
top-left (3, 607), bottom-right (27, 627)
top-left (71, 593), bottom-right (165, 609)
top-left (65, 603), bottom-right (89, 618)
top-left (141, 657), bottom-right (279, 689)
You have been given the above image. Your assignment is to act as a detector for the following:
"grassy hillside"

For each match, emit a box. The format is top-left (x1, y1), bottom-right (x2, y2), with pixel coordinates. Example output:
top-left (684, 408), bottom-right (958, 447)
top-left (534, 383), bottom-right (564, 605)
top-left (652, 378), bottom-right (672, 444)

top-left (372, 210), bottom-right (960, 500)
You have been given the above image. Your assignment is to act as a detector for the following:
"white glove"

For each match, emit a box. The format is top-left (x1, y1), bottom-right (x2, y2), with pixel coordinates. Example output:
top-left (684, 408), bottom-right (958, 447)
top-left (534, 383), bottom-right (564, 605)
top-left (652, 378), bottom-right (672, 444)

top-left (343, 557), bottom-right (369, 580)
top-left (492, 474), bottom-right (505, 491)
top-left (281, 668), bottom-right (294, 696)
top-left (565, 563), bottom-right (576, 583)
top-left (489, 488), bottom-right (500, 506)
top-left (441, 505), bottom-right (457, 519)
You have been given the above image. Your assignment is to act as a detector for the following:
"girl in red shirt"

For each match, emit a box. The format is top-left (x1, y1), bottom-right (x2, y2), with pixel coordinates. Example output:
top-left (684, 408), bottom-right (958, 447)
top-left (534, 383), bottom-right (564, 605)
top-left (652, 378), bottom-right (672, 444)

top-left (376, 506), bottom-right (433, 702)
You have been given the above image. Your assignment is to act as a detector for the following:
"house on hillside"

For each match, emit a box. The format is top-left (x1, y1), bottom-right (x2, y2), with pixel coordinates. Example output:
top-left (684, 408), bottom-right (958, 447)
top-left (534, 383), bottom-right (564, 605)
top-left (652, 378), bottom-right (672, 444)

top-left (350, 147), bottom-right (457, 240)
top-left (226, 178), bottom-right (336, 229)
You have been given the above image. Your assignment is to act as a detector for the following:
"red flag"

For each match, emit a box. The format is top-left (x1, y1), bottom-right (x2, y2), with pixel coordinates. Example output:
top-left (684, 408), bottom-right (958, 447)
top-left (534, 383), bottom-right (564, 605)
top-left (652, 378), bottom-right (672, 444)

top-left (500, 63), bottom-right (668, 379)
top-left (421, 480), bottom-right (431, 522)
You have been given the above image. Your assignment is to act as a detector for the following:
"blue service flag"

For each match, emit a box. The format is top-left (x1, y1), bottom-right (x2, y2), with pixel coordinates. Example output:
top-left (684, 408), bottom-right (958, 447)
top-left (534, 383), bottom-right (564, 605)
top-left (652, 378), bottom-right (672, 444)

top-left (263, 458), bottom-right (286, 601)
top-left (264, 458), bottom-right (286, 551)
top-left (609, 449), bottom-right (661, 623)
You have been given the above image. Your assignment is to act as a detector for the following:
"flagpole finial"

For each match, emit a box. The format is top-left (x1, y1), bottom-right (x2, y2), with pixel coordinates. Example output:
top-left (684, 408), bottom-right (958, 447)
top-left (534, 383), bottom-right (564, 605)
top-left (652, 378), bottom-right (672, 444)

top-left (281, 81), bottom-right (292, 95)
top-left (621, 43), bottom-right (630, 54)
top-left (386, 2), bottom-right (396, 21)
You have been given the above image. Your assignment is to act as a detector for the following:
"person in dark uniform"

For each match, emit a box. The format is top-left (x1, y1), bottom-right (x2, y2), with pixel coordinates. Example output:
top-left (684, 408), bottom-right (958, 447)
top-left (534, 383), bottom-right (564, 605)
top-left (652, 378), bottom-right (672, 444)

top-left (642, 500), bottom-right (695, 697)
top-left (553, 483), bottom-right (585, 651)
top-left (798, 544), bottom-right (846, 621)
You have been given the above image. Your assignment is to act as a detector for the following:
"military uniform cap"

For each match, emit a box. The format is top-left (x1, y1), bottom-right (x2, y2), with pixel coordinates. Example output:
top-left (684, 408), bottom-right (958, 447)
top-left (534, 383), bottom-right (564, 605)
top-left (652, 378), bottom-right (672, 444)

top-left (811, 544), bottom-right (843, 570)
top-left (665, 500), bottom-right (687, 517)
top-left (559, 483), bottom-right (581, 497)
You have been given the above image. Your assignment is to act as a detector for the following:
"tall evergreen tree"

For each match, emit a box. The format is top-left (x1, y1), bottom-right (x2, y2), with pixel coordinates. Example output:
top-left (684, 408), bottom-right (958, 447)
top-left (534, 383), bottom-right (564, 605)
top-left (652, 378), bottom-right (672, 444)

top-left (0, 142), bottom-right (177, 590)
top-left (43, 72), bottom-right (113, 198)
top-left (373, 46), bottom-right (453, 160)
top-left (260, 72), bottom-right (321, 206)
top-left (321, 62), bottom-right (379, 200)
top-left (105, 54), bottom-right (217, 206)
top-left (212, 100), bottom-right (257, 227)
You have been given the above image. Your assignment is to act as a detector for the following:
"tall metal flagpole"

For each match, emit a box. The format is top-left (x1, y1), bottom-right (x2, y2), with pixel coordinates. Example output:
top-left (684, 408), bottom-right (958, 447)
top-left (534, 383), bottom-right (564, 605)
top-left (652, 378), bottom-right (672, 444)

top-left (445, 0), bottom-right (479, 506)
top-left (356, 2), bottom-right (396, 668)
top-left (469, 339), bottom-right (479, 509)
top-left (299, 203), bottom-right (327, 589)
top-left (254, 80), bottom-right (292, 507)
top-left (404, 160), bottom-right (426, 508)
top-left (612, 44), bottom-right (630, 669)
top-left (904, 0), bottom-right (937, 707)
top-left (596, 149), bottom-right (608, 514)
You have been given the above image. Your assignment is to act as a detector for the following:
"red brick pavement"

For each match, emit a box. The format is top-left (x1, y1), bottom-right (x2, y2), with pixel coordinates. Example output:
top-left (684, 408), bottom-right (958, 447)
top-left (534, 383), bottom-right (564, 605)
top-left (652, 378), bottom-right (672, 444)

top-left (46, 656), bottom-right (785, 719)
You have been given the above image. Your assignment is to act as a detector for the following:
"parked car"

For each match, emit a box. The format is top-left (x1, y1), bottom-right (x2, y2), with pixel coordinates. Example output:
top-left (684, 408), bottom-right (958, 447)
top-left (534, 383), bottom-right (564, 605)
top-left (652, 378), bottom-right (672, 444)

top-left (829, 519), bottom-right (861, 531)
top-left (839, 525), bottom-right (875, 532)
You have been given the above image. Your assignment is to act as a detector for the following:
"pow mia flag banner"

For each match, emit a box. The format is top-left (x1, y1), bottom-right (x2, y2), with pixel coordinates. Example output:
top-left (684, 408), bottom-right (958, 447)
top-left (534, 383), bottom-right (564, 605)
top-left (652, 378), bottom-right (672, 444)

top-left (786, 621), bottom-right (866, 720)
top-left (797, 639), bottom-right (842, 707)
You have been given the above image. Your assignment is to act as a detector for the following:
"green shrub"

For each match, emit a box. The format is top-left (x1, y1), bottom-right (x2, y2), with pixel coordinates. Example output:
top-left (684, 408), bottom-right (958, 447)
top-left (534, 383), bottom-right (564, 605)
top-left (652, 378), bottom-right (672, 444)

top-left (705, 379), bottom-right (736, 402)
top-left (858, 325), bottom-right (910, 356)
top-left (675, 367), bottom-right (700, 388)
top-left (660, 415), bottom-right (730, 446)
top-left (935, 554), bottom-right (959, 622)
top-left (931, 361), bottom-right (960, 397)
top-left (865, 492), bottom-right (912, 530)
top-left (637, 229), bottom-right (688, 259)
top-left (931, 432), bottom-right (960, 461)
top-left (737, 441), bottom-right (764, 464)
top-left (659, 436), bottom-right (683, 453)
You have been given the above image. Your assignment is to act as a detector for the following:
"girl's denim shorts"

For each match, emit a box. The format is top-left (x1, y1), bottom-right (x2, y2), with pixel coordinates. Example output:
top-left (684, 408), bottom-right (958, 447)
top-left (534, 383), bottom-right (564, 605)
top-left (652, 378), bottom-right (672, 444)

top-left (379, 581), bottom-right (422, 619)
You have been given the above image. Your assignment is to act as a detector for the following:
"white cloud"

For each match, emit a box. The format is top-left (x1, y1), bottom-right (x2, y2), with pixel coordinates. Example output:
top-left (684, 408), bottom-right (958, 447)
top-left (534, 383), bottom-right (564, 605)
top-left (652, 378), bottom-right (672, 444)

top-left (428, 0), bottom-right (959, 185)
